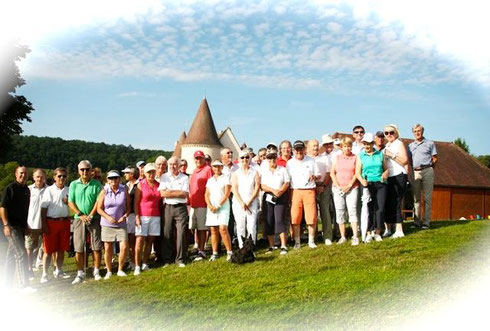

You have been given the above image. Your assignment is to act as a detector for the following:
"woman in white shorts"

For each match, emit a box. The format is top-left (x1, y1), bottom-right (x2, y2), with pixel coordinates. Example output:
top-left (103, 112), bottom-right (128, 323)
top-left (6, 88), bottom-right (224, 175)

top-left (133, 163), bottom-right (161, 275)
top-left (205, 160), bottom-right (233, 261)
top-left (231, 150), bottom-right (261, 248)
top-left (96, 170), bottom-right (130, 279)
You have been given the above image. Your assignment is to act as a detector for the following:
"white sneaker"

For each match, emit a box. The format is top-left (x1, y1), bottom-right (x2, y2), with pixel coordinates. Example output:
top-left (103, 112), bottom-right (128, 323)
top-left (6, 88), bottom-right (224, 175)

top-left (280, 247), bottom-right (288, 255)
top-left (382, 230), bottom-right (392, 238)
top-left (178, 263), bottom-right (186, 268)
top-left (293, 242), bottom-right (301, 250)
top-left (226, 252), bottom-right (233, 262)
top-left (104, 272), bottom-right (112, 280)
top-left (324, 239), bottom-right (332, 246)
top-left (365, 234), bottom-right (373, 243)
top-left (209, 254), bottom-right (218, 262)
top-left (94, 272), bottom-right (102, 281)
top-left (72, 275), bottom-right (84, 285)
top-left (53, 270), bottom-right (70, 279)
top-left (40, 274), bottom-right (48, 284)
top-left (337, 237), bottom-right (347, 244)
top-left (374, 234), bottom-right (383, 242)
top-left (392, 231), bottom-right (405, 238)
top-left (308, 242), bottom-right (317, 249)
top-left (134, 266), bottom-right (141, 276)
top-left (351, 237), bottom-right (359, 246)
top-left (117, 270), bottom-right (127, 277)
top-left (141, 263), bottom-right (149, 271)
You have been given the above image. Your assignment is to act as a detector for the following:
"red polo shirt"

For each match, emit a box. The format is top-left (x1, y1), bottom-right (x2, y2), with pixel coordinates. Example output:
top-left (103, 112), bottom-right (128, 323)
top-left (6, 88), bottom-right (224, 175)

top-left (277, 156), bottom-right (291, 167)
top-left (189, 165), bottom-right (213, 208)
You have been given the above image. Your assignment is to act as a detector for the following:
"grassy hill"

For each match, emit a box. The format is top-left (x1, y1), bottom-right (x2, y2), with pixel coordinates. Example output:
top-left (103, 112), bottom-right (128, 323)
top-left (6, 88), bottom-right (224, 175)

top-left (16, 220), bottom-right (490, 329)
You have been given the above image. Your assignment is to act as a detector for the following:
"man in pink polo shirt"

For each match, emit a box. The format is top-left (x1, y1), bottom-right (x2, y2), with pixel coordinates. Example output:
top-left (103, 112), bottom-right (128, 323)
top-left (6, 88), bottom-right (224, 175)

top-left (189, 150), bottom-right (213, 261)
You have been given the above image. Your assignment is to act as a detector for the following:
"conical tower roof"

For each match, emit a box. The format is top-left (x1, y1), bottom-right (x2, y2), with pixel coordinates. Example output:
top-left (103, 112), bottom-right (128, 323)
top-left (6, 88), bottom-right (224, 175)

top-left (172, 131), bottom-right (187, 158)
top-left (183, 98), bottom-right (223, 147)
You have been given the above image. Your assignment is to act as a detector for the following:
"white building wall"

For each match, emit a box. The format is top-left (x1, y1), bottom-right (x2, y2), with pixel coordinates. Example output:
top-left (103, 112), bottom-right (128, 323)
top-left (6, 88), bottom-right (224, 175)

top-left (219, 128), bottom-right (241, 162)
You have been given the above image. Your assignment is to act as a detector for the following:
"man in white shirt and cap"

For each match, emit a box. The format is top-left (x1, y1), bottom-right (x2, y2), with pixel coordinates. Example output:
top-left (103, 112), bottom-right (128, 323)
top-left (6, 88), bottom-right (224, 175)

top-left (287, 140), bottom-right (320, 249)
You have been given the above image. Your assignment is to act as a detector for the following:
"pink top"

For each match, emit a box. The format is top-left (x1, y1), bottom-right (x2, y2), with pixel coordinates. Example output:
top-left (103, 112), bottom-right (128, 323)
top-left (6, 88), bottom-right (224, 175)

top-left (335, 154), bottom-right (358, 187)
top-left (138, 178), bottom-right (161, 217)
top-left (189, 165), bottom-right (213, 208)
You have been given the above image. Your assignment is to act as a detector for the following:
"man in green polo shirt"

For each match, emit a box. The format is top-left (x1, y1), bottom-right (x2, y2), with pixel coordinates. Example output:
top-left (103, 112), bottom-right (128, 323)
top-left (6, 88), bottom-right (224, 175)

top-left (68, 160), bottom-right (102, 284)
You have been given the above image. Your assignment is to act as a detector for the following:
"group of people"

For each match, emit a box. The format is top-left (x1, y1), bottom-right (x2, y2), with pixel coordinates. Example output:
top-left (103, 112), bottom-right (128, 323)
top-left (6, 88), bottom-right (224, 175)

top-left (1, 123), bottom-right (438, 291)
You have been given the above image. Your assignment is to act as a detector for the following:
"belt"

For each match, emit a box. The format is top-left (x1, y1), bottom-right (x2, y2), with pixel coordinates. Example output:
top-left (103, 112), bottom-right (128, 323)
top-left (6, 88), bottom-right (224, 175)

top-left (166, 203), bottom-right (187, 207)
top-left (47, 216), bottom-right (71, 221)
top-left (414, 165), bottom-right (432, 171)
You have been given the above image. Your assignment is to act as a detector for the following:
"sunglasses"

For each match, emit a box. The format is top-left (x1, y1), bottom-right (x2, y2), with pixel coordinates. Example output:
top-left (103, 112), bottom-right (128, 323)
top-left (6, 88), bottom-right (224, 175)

top-left (79, 168), bottom-right (90, 172)
top-left (240, 156), bottom-right (250, 160)
top-left (353, 131), bottom-right (364, 134)
top-left (384, 131), bottom-right (395, 136)
top-left (108, 177), bottom-right (119, 180)
top-left (267, 156), bottom-right (277, 160)
top-left (57, 175), bottom-right (67, 178)
top-left (226, 151), bottom-right (233, 154)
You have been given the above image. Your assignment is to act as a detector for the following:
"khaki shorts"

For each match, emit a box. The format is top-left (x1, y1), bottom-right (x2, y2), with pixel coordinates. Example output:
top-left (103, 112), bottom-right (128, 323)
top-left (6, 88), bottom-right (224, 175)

top-left (73, 218), bottom-right (103, 253)
top-left (189, 207), bottom-right (208, 230)
top-left (25, 229), bottom-right (43, 250)
top-left (102, 226), bottom-right (128, 242)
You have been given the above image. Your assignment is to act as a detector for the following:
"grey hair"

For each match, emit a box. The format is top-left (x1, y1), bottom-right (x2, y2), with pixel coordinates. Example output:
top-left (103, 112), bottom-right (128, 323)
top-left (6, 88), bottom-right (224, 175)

top-left (220, 147), bottom-right (232, 156)
top-left (155, 155), bottom-right (167, 164)
top-left (168, 156), bottom-right (180, 164)
top-left (78, 160), bottom-right (92, 169)
top-left (412, 123), bottom-right (424, 132)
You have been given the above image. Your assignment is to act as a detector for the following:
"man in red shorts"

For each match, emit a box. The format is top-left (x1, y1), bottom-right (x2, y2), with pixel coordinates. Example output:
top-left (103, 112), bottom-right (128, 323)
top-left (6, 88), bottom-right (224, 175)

top-left (39, 167), bottom-right (71, 283)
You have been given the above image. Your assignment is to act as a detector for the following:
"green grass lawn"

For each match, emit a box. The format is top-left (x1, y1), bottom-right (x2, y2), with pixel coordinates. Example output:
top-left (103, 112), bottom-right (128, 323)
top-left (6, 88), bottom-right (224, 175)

top-left (28, 220), bottom-right (490, 329)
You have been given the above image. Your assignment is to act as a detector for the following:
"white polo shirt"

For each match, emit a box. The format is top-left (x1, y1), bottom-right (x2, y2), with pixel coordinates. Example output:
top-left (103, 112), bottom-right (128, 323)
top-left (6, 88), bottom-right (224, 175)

top-left (286, 155), bottom-right (320, 189)
top-left (260, 166), bottom-right (290, 190)
top-left (27, 184), bottom-right (47, 229)
top-left (158, 172), bottom-right (189, 205)
top-left (206, 174), bottom-right (231, 207)
top-left (41, 184), bottom-right (70, 219)
top-left (222, 162), bottom-right (239, 179)
top-left (311, 154), bottom-right (331, 183)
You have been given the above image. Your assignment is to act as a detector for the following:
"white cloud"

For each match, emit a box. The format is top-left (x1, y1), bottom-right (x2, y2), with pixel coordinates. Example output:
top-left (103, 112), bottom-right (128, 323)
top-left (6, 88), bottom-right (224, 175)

top-left (327, 22), bottom-right (342, 33)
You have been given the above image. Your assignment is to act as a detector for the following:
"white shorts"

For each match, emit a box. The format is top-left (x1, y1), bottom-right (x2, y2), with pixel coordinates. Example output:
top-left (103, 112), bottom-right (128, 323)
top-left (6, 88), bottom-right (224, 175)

top-left (127, 213), bottom-right (136, 234)
top-left (135, 216), bottom-right (161, 237)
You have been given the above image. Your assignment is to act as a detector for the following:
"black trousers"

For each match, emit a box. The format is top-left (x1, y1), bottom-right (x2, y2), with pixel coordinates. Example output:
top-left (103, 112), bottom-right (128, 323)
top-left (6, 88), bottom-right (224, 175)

top-left (367, 181), bottom-right (388, 231)
top-left (386, 174), bottom-right (407, 224)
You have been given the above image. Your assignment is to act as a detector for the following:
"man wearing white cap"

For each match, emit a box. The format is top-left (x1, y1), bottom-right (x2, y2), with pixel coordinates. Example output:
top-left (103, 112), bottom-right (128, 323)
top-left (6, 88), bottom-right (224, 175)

top-left (68, 160), bottom-right (103, 284)
top-left (159, 157), bottom-right (189, 266)
top-left (287, 140), bottom-right (320, 249)
top-left (316, 135), bottom-right (336, 245)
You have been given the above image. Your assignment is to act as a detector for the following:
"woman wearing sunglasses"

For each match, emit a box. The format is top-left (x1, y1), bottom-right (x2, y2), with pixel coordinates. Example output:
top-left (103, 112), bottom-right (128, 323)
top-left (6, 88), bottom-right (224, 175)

top-left (96, 170), bottom-right (130, 279)
top-left (231, 150), bottom-right (261, 248)
top-left (382, 124), bottom-right (409, 238)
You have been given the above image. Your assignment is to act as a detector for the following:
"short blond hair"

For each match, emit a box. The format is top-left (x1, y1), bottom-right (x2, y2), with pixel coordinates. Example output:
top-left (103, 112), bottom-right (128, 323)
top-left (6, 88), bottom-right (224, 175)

top-left (341, 136), bottom-right (353, 147)
top-left (384, 124), bottom-right (400, 139)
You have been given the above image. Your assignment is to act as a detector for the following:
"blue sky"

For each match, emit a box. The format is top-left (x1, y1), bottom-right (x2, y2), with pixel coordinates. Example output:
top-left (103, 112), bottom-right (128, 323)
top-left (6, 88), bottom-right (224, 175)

top-left (2, 0), bottom-right (489, 155)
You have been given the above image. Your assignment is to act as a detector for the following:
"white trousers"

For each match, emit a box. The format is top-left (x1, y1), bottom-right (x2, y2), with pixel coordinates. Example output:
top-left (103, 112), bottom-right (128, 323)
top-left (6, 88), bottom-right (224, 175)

top-left (232, 200), bottom-right (258, 248)
top-left (360, 187), bottom-right (371, 241)
top-left (332, 186), bottom-right (359, 224)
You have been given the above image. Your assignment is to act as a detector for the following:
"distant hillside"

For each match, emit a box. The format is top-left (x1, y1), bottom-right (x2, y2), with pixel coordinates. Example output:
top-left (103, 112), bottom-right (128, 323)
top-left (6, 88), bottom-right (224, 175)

top-left (3, 135), bottom-right (172, 172)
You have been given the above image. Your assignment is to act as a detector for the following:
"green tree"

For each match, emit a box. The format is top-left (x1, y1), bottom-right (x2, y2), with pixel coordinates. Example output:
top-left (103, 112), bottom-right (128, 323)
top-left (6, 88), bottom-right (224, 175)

top-left (0, 44), bottom-right (35, 162)
top-left (477, 155), bottom-right (490, 169)
top-left (454, 137), bottom-right (469, 153)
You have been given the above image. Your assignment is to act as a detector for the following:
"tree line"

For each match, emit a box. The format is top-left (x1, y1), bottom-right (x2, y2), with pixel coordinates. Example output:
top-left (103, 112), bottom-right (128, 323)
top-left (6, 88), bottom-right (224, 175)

top-left (1, 135), bottom-right (172, 175)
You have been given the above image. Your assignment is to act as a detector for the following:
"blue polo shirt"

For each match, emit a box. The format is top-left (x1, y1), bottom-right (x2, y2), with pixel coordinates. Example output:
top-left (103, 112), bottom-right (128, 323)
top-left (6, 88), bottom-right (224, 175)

top-left (408, 138), bottom-right (437, 168)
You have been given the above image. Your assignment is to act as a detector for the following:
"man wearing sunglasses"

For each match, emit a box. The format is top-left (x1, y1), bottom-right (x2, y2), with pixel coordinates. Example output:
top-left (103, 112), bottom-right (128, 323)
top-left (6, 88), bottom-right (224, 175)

top-left (39, 167), bottom-right (71, 283)
top-left (68, 160), bottom-right (103, 284)
top-left (408, 124), bottom-right (438, 229)
top-left (352, 125), bottom-right (365, 155)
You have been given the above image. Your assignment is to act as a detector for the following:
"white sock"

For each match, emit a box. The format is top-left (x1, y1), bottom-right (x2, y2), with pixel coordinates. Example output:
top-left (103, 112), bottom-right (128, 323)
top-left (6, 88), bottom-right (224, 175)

top-left (93, 268), bottom-right (100, 275)
top-left (42, 271), bottom-right (47, 277)
top-left (77, 270), bottom-right (83, 277)
top-left (227, 251), bottom-right (233, 255)
top-left (213, 251), bottom-right (218, 255)
top-left (308, 234), bottom-right (315, 244)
